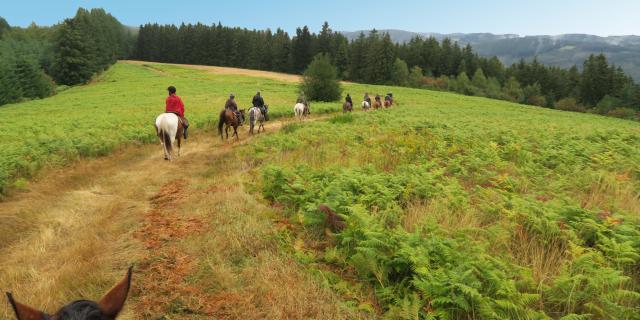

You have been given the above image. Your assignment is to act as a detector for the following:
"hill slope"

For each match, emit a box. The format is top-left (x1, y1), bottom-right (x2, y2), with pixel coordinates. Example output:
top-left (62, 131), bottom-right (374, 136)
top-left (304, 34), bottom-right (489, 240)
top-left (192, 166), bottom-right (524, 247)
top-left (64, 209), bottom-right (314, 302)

top-left (341, 30), bottom-right (640, 81)
top-left (1, 62), bottom-right (639, 319)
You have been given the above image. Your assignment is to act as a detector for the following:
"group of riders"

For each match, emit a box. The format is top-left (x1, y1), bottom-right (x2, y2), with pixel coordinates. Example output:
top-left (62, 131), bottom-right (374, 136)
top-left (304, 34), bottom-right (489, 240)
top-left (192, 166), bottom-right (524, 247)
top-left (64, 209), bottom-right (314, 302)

top-left (163, 85), bottom-right (395, 139)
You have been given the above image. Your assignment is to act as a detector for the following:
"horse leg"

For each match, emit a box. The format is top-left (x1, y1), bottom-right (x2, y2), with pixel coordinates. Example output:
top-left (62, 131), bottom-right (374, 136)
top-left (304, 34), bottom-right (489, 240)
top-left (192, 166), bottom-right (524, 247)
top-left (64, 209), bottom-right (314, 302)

top-left (177, 137), bottom-right (181, 157)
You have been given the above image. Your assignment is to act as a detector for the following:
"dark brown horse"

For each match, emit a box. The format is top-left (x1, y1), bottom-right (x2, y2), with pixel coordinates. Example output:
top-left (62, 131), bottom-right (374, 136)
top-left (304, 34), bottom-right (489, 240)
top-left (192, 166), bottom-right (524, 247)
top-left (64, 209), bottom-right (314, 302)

top-left (218, 109), bottom-right (245, 141)
top-left (384, 100), bottom-right (392, 108)
top-left (6, 267), bottom-right (132, 320)
top-left (342, 101), bottom-right (353, 113)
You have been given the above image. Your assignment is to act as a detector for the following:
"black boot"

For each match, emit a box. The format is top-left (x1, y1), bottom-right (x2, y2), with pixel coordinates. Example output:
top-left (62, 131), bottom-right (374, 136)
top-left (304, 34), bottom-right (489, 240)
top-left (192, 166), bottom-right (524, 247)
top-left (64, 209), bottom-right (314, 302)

top-left (183, 126), bottom-right (188, 139)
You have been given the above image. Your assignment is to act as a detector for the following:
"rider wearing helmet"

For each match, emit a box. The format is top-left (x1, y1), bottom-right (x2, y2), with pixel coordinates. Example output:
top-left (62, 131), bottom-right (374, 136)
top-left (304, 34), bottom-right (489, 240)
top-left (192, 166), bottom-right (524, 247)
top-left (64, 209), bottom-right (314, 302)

top-left (225, 93), bottom-right (241, 119)
top-left (345, 93), bottom-right (353, 106)
top-left (364, 93), bottom-right (372, 106)
top-left (165, 86), bottom-right (189, 139)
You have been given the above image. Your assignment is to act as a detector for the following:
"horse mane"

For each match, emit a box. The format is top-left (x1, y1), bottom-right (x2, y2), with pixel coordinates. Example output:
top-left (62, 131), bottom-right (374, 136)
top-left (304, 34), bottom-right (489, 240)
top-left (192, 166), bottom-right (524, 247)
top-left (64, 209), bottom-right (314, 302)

top-left (55, 300), bottom-right (106, 320)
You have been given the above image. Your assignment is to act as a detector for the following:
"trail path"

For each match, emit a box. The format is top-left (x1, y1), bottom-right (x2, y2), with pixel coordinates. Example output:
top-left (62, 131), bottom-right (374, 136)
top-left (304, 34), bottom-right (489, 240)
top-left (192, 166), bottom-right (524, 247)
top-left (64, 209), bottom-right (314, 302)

top-left (0, 115), bottom-right (346, 319)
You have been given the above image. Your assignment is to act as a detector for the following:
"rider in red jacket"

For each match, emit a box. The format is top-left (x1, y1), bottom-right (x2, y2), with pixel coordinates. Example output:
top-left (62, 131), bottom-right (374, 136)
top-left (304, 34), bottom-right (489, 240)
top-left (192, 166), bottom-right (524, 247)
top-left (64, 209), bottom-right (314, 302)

top-left (165, 86), bottom-right (189, 139)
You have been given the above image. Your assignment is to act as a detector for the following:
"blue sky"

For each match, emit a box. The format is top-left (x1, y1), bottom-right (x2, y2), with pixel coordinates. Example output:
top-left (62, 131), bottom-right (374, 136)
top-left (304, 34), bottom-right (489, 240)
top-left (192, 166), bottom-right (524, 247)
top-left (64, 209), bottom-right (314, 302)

top-left (3, 0), bottom-right (639, 36)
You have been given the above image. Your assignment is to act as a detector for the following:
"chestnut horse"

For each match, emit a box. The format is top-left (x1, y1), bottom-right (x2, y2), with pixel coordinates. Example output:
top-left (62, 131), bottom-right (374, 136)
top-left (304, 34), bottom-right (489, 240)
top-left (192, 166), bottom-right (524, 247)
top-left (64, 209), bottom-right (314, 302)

top-left (373, 100), bottom-right (382, 110)
top-left (218, 109), bottom-right (245, 141)
top-left (6, 267), bottom-right (132, 320)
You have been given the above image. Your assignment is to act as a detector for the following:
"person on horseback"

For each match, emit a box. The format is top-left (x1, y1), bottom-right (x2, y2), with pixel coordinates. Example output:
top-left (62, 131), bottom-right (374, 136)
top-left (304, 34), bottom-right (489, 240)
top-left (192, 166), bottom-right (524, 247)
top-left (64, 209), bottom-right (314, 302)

top-left (252, 91), bottom-right (268, 120)
top-left (364, 93), bottom-right (372, 106)
top-left (375, 94), bottom-right (382, 104)
top-left (345, 93), bottom-right (353, 106)
top-left (386, 92), bottom-right (394, 105)
top-left (166, 86), bottom-right (189, 139)
top-left (225, 93), bottom-right (241, 119)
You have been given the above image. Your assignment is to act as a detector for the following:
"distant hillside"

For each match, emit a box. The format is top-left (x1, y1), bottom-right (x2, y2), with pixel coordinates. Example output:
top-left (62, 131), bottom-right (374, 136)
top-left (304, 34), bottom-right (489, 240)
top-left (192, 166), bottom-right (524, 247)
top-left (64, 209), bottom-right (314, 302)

top-left (341, 30), bottom-right (640, 81)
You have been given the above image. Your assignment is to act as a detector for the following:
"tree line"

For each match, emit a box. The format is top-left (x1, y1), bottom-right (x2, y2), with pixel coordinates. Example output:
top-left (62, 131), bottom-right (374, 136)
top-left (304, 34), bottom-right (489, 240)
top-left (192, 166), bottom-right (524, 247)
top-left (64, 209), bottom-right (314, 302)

top-left (0, 8), bottom-right (134, 106)
top-left (135, 21), bottom-right (640, 119)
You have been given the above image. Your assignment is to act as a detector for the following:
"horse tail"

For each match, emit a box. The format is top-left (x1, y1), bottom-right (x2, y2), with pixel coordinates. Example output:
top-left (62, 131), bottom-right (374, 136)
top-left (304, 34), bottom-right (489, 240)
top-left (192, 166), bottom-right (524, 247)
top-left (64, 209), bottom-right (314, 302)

top-left (161, 128), bottom-right (172, 155)
top-left (218, 110), bottom-right (225, 136)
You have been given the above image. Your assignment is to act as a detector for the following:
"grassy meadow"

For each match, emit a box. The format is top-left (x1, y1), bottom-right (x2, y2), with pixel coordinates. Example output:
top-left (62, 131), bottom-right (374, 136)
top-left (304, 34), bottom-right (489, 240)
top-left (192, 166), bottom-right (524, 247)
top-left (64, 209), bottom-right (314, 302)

top-left (1, 61), bottom-right (639, 319)
top-left (0, 62), bottom-right (346, 194)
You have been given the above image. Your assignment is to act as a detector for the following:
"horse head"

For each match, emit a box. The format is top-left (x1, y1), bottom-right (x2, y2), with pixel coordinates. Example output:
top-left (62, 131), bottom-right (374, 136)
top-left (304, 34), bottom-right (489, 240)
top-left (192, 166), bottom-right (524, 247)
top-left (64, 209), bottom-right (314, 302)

top-left (6, 267), bottom-right (133, 320)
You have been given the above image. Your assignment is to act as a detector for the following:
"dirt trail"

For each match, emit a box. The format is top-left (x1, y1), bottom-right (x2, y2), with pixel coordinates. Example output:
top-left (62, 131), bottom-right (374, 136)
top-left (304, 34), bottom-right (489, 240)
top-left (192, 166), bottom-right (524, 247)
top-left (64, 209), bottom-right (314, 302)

top-left (0, 115), bottom-right (339, 319)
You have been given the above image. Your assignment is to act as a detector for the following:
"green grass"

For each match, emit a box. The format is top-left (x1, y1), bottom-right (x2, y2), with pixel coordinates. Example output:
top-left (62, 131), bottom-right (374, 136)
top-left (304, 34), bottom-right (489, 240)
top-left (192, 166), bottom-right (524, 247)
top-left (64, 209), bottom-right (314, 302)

top-left (247, 89), bottom-right (640, 318)
top-left (0, 62), bottom-right (350, 193)
top-left (3, 61), bottom-right (640, 318)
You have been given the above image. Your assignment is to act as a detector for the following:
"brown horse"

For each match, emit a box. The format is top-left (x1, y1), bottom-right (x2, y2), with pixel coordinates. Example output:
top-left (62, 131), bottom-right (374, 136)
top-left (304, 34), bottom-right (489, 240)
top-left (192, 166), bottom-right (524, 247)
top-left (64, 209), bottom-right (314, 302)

top-left (342, 101), bottom-right (353, 113)
top-left (218, 109), bottom-right (245, 141)
top-left (373, 100), bottom-right (382, 110)
top-left (6, 267), bottom-right (132, 320)
top-left (384, 100), bottom-right (392, 108)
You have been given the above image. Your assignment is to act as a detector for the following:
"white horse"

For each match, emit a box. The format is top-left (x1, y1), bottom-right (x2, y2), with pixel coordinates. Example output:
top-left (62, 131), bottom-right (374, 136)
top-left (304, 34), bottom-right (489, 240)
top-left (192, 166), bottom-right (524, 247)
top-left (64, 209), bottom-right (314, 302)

top-left (249, 105), bottom-right (267, 134)
top-left (294, 103), bottom-right (310, 121)
top-left (155, 113), bottom-right (183, 160)
top-left (361, 100), bottom-right (371, 111)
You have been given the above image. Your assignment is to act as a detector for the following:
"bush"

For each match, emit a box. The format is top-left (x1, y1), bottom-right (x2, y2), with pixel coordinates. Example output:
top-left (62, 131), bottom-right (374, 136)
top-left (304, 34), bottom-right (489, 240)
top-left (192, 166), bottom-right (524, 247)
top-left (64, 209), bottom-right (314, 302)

top-left (607, 107), bottom-right (637, 120)
top-left (391, 58), bottom-right (409, 86)
top-left (555, 98), bottom-right (586, 112)
top-left (299, 53), bottom-right (342, 102)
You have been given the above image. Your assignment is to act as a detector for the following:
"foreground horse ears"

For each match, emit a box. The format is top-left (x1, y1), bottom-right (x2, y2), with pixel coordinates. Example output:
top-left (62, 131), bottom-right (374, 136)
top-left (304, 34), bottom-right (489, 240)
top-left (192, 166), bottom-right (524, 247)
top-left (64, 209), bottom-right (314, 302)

top-left (6, 266), bottom-right (133, 319)
top-left (6, 292), bottom-right (46, 320)
top-left (98, 266), bottom-right (133, 317)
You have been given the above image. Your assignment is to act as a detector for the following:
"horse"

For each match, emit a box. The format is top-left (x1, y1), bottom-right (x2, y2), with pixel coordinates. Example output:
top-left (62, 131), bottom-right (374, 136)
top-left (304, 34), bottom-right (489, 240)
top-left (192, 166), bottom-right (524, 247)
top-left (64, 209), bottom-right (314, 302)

top-left (218, 108), bottom-right (245, 141)
top-left (342, 101), bottom-right (353, 113)
top-left (361, 100), bottom-right (371, 111)
top-left (6, 267), bottom-right (132, 320)
top-left (249, 105), bottom-right (268, 134)
top-left (384, 100), bottom-right (392, 108)
top-left (294, 102), bottom-right (310, 121)
top-left (155, 113), bottom-right (184, 161)
top-left (373, 100), bottom-right (382, 110)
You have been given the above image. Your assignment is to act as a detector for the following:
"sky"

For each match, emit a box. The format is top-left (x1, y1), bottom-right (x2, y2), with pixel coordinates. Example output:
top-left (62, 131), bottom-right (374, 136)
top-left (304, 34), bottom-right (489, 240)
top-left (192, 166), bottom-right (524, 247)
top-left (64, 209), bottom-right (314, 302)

top-left (3, 0), bottom-right (639, 36)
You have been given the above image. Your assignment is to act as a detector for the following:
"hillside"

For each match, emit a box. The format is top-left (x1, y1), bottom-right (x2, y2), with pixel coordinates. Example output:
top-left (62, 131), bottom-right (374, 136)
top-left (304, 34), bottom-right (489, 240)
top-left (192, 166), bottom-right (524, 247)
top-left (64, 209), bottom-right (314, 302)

top-left (1, 62), bottom-right (639, 319)
top-left (341, 30), bottom-right (640, 81)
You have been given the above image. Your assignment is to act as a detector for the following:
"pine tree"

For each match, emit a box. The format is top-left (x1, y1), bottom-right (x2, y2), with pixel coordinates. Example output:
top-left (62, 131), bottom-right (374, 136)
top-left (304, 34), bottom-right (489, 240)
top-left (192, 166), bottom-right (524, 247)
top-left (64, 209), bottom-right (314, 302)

top-left (291, 26), bottom-right (314, 73)
top-left (52, 17), bottom-right (96, 85)
top-left (0, 17), bottom-right (10, 38)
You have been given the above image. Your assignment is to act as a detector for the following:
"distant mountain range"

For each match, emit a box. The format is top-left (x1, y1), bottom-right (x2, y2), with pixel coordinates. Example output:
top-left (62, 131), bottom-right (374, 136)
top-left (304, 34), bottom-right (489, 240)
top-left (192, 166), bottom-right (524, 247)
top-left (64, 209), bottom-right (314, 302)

top-left (341, 30), bottom-right (640, 81)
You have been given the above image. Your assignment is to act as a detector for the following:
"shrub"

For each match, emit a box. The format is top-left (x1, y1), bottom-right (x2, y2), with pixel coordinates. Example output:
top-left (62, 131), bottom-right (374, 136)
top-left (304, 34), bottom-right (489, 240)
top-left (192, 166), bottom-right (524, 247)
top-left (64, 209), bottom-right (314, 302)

top-left (555, 98), bottom-right (586, 112)
top-left (299, 53), bottom-right (342, 102)
top-left (607, 107), bottom-right (637, 120)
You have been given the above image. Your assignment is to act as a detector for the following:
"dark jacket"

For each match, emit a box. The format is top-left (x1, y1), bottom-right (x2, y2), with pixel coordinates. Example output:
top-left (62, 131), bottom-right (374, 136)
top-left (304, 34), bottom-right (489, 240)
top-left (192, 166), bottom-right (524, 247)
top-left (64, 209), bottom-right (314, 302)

top-left (225, 98), bottom-right (238, 111)
top-left (345, 95), bottom-right (353, 104)
top-left (364, 94), bottom-right (371, 103)
top-left (252, 95), bottom-right (265, 108)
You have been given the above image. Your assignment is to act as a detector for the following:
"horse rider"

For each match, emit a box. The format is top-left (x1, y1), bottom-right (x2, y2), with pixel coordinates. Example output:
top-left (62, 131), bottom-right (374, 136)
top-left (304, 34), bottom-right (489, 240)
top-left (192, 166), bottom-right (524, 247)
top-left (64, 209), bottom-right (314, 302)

top-left (364, 92), bottom-right (372, 106)
top-left (375, 94), bottom-right (382, 105)
top-left (252, 91), bottom-right (268, 119)
top-left (386, 92), bottom-right (394, 105)
top-left (225, 93), bottom-right (241, 119)
top-left (345, 93), bottom-right (353, 107)
top-left (166, 86), bottom-right (189, 139)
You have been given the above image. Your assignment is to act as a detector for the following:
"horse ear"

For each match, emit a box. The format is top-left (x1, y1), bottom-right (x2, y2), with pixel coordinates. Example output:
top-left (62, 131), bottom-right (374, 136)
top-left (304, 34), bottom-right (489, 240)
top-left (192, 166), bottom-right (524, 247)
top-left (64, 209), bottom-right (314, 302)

top-left (98, 267), bottom-right (133, 318)
top-left (5, 292), bottom-right (48, 320)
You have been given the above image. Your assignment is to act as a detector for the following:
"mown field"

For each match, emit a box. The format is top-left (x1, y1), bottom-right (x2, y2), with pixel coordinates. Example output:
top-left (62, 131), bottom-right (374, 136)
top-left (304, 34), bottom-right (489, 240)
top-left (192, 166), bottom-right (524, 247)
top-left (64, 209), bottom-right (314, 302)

top-left (2, 61), bottom-right (640, 319)
top-left (247, 98), bottom-right (640, 318)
